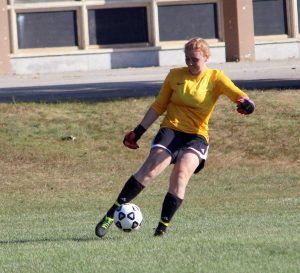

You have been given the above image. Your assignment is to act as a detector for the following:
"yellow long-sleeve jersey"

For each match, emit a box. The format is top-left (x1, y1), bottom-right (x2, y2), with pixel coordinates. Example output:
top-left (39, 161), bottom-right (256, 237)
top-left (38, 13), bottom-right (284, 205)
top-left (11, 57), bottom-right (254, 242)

top-left (151, 67), bottom-right (248, 142)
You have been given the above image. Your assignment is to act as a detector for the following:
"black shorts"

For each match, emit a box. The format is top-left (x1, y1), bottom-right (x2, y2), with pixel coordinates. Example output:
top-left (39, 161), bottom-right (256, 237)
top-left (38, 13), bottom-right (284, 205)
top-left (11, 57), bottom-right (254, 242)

top-left (151, 127), bottom-right (209, 173)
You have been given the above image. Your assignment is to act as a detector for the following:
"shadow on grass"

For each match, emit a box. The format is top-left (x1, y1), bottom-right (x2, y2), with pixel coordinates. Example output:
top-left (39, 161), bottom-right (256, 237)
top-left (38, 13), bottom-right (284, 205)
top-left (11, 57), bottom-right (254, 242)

top-left (0, 79), bottom-right (299, 103)
top-left (0, 81), bottom-right (162, 103)
top-left (0, 236), bottom-right (111, 245)
top-left (235, 79), bottom-right (300, 90)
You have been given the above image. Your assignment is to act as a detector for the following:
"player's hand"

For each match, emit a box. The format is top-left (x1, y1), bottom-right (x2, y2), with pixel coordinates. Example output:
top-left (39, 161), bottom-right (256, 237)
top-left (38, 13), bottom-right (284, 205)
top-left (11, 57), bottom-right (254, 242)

top-left (123, 131), bottom-right (139, 149)
top-left (123, 124), bottom-right (146, 149)
top-left (237, 97), bottom-right (255, 115)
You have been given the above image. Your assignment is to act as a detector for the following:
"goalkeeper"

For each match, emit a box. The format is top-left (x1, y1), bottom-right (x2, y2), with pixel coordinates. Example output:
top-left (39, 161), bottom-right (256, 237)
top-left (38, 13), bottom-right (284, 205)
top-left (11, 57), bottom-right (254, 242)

top-left (95, 37), bottom-right (255, 237)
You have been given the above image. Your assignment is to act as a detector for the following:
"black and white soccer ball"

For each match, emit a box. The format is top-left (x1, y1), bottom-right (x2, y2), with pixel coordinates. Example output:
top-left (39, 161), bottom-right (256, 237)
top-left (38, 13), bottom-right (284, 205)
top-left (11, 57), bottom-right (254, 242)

top-left (113, 203), bottom-right (143, 232)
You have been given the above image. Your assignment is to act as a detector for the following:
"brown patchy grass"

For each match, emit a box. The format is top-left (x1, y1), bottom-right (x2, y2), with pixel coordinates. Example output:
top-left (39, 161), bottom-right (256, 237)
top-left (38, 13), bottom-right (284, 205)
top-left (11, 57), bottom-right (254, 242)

top-left (209, 90), bottom-right (300, 166)
top-left (0, 90), bottom-right (299, 206)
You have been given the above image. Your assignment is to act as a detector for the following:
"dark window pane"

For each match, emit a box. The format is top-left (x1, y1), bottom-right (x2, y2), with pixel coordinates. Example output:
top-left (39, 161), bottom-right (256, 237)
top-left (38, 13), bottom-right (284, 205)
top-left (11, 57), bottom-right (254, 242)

top-left (17, 11), bottom-right (78, 48)
top-left (158, 3), bottom-right (218, 41)
top-left (253, 0), bottom-right (287, 35)
top-left (89, 7), bottom-right (148, 45)
top-left (298, 0), bottom-right (300, 33)
top-left (15, 0), bottom-right (78, 2)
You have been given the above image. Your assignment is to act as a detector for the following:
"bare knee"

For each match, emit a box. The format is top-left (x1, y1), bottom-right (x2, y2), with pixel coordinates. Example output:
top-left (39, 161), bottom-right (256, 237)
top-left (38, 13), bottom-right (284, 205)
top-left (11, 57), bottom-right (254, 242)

top-left (173, 168), bottom-right (190, 182)
top-left (168, 169), bottom-right (190, 199)
top-left (136, 161), bottom-right (161, 182)
top-left (134, 148), bottom-right (172, 185)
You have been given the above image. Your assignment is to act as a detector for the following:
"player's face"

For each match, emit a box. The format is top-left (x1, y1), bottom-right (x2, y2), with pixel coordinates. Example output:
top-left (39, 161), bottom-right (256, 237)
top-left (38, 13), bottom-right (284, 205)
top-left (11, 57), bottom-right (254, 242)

top-left (185, 49), bottom-right (207, 76)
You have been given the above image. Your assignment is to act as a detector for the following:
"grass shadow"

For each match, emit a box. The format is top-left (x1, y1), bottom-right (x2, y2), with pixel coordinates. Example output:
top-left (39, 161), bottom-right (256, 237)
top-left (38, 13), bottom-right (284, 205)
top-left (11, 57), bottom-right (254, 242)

top-left (1, 78), bottom-right (299, 103)
top-left (0, 236), bottom-right (107, 245)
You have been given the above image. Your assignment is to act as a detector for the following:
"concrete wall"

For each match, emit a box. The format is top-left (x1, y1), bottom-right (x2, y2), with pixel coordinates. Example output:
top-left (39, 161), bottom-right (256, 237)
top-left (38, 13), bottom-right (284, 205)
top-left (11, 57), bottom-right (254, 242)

top-left (255, 41), bottom-right (300, 61)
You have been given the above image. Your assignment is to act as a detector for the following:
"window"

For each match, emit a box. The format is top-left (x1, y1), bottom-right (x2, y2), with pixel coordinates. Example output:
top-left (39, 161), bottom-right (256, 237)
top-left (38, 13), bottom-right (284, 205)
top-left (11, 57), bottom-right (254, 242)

top-left (88, 7), bottom-right (148, 45)
top-left (14, 0), bottom-right (78, 2)
top-left (17, 11), bottom-right (78, 48)
top-left (158, 3), bottom-right (219, 41)
top-left (298, 0), bottom-right (300, 33)
top-left (253, 0), bottom-right (287, 35)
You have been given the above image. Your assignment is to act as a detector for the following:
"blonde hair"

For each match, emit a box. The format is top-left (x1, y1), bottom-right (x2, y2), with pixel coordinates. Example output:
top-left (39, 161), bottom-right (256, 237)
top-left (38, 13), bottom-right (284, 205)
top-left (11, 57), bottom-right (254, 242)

top-left (184, 37), bottom-right (210, 59)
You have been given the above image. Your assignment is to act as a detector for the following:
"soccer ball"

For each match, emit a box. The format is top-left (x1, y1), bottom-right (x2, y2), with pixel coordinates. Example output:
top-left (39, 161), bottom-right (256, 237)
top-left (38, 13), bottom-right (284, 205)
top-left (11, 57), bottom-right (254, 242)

top-left (114, 203), bottom-right (143, 232)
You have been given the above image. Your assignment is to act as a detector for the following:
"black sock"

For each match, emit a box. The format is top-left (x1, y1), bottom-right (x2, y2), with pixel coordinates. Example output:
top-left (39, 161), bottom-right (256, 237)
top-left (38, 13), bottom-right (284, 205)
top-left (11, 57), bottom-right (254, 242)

top-left (106, 176), bottom-right (144, 218)
top-left (158, 192), bottom-right (183, 229)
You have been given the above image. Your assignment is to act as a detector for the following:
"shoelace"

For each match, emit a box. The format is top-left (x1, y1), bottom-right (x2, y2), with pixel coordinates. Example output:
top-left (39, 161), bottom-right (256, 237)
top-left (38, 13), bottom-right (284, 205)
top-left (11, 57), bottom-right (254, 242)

top-left (102, 217), bottom-right (113, 229)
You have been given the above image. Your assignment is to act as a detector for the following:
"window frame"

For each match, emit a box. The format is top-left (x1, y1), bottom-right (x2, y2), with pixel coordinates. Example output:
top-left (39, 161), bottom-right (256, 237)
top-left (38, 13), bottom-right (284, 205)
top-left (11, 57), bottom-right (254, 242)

top-left (156, 0), bottom-right (223, 49)
top-left (6, 0), bottom-right (300, 57)
top-left (254, 0), bottom-right (300, 42)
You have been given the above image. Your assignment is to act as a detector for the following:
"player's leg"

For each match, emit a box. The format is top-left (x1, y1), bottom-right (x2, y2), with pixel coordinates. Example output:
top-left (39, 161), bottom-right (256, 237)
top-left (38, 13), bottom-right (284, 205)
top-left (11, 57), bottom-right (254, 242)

top-left (95, 174), bottom-right (145, 238)
top-left (134, 147), bottom-right (172, 186)
top-left (154, 150), bottom-right (201, 236)
top-left (95, 147), bottom-right (172, 238)
top-left (102, 147), bottom-right (171, 218)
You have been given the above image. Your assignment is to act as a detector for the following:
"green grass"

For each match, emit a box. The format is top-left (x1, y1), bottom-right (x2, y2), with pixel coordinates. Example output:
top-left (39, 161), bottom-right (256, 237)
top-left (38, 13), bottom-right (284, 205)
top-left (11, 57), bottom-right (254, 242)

top-left (0, 91), bottom-right (299, 273)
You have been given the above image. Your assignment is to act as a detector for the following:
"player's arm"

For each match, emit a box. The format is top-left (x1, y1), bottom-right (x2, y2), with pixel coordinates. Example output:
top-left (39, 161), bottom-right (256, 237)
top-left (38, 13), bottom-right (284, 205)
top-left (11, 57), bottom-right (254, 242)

top-left (123, 71), bottom-right (173, 149)
top-left (123, 108), bottom-right (160, 149)
top-left (215, 71), bottom-right (255, 115)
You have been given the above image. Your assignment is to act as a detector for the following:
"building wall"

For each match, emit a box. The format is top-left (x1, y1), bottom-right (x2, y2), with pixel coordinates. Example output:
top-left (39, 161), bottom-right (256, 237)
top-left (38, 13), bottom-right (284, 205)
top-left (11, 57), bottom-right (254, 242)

top-left (2, 0), bottom-right (300, 75)
top-left (0, 1), bottom-right (11, 75)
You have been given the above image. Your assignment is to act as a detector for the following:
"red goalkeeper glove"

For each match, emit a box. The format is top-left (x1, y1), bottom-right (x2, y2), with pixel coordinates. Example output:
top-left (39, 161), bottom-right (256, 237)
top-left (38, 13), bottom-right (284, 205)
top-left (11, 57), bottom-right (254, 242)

top-left (123, 124), bottom-right (146, 149)
top-left (237, 97), bottom-right (255, 115)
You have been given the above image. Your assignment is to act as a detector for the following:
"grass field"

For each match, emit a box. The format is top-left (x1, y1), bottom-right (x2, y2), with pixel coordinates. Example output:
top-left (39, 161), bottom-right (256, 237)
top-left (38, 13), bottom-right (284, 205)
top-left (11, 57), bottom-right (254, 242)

top-left (0, 90), bottom-right (299, 273)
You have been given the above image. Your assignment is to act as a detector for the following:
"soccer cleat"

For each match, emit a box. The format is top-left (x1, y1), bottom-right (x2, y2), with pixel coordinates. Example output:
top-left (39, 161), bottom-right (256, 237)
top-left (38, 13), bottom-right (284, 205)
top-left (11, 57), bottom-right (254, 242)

top-left (154, 228), bottom-right (166, 237)
top-left (95, 215), bottom-right (114, 238)
top-left (153, 222), bottom-right (168, 237)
